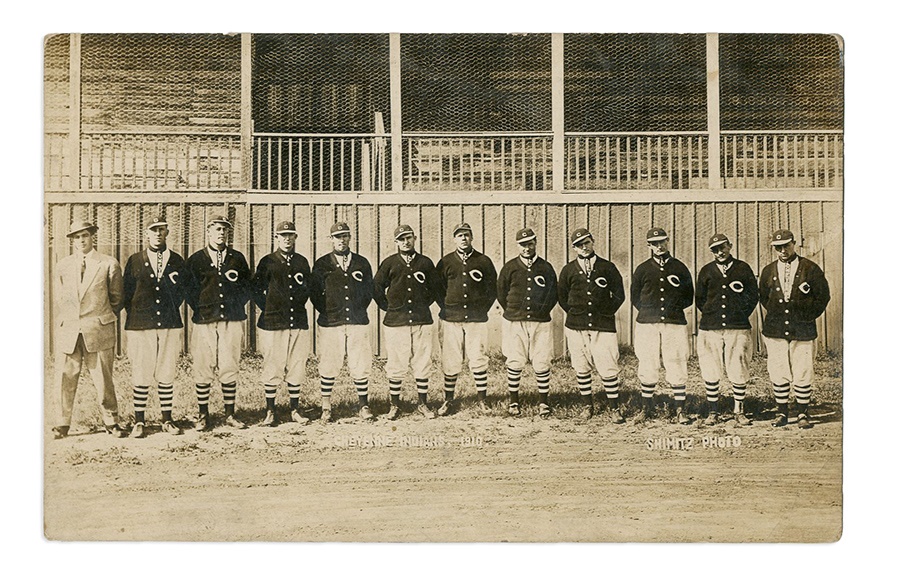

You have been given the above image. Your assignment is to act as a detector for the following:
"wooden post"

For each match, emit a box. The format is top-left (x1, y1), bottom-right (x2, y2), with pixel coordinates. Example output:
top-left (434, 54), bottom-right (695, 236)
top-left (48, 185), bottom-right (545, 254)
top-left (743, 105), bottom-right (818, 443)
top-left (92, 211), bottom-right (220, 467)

top-left (706, 33), bottom-right (722, 190)
top-left (241, 33), bottom-right (253, 191)
top-left (65, 33), bottom-right (81, 191)
top-left (389, 33), bottom-right (403, 193)
top-left (551, 33), bottom-right (565, 193)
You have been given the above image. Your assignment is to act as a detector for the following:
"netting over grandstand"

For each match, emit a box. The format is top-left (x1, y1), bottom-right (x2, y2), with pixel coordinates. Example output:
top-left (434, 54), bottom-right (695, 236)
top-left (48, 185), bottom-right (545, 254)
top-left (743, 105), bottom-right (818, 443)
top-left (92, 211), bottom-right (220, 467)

top-left (252, 34), bottom-right (391, 134)
top-left (720, 34), bottom-right (843, 131)
top-left (564, 34), bottom-right (707, 132)
top-left (400, 34), bottom-right (552, 132)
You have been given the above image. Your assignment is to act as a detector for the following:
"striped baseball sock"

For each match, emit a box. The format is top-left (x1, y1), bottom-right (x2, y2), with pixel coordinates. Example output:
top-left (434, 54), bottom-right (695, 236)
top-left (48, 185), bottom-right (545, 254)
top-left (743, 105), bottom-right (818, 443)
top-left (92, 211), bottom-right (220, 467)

top-left (536, 369), bottom-right (550, 405)
top-left (601, 376), bottom-right (620, 408)
top-left (672, 384), bottom-right (687, 403)
top-left (641, 383), bottom-right (656, 412)
top-left (772, 382), bottom-right (791, 405)
top-left (732, 383), bottom-right (747, 414)
top-left (443, 374), bottom-right (457, 401)
top-left (473, 369), bottom-right (488, 400)
top-left (354, 378), bottom-right (369, 407)
top-left (416, 378), bottom-right (429, 405)
top-left (158, 383), bottom-right (174, 422)
top-left (389, 379), bottom-right (402, 406)
top-left (222, 382), bottom-right (237, 416)
top-left (195, 383), bottom-right (211, 416)
top-left (576, 372), bottom-right (592, 397)
top-left (507, 367), bottom-right (522, 405)
top-left (264, 384), bottom-right (278, 412)
top-left (320, 376), bottom-right (334, 400)
top-left (133, 385), bottom-right (149, 424)
top-left (794, 384), bottom-right (812, 406)
top-left (287, 383), bottom-right (301, 411)
top-left (705, 381), bottom-right (720, 403)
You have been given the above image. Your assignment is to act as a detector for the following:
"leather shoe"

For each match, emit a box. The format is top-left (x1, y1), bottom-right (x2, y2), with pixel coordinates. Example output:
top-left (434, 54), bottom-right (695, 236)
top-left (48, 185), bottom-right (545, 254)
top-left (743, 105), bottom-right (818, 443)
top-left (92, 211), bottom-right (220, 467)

top-left (225, 415), bottom-right (246, 429)
top-left (106, 424), bottom-right (127, 438)
top-left (52, 426), bottom-right (69, 440)
top-left (610, 408), bottom-right (625, 424)
top-left (195, 413), bottom-right (210, 432)
top-left (162, 421), bottom-right (183, 435)
top-left (508, 403), bottom-right (521, 417)
top-left (578, 405), bottom-right (594, 420)
top-left (538, 403), bottom-right (551, 419)
top-left (676, 410), bottom-right (691, 425)
top-left (733, 413), bottom-right (752, 427)
top-left (290, 410), bottom-right (310, 425)
top-left (797, 413), bottom-right (812, 429)
top-left (386, 405), bottom-right (401, 421)
top-left (417, 404), bottom-right (436, 419)
top-left (130, 422), bottom-right (145, 438)
top-left (437, 400), bottom-right (455, 417)
top-left (704, 412), bottom-right (719, 426)
top-left (261, 411), bottom-right (277, 427)
top-left (772, 413), bottom-right (788, 428)
top-left (359, 406), bottom-right (374, 421)
top-left (321, 408), bottom-right (332, 423)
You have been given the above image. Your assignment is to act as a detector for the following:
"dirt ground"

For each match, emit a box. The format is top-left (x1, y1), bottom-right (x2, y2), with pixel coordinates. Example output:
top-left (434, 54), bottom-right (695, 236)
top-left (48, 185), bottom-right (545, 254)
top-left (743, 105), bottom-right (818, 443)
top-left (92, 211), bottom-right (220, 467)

top-left (44, 401), bottom-right (842, 543)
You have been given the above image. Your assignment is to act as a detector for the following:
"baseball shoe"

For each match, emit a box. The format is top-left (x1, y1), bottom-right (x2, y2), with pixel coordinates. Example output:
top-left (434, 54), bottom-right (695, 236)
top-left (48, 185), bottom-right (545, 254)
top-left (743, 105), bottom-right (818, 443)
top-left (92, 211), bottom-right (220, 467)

top-left (52, 426), bottom-right (69, 440)
top-left (290, 410), bottom-right (310, 425)
top-left (610, 408), bottom-right (625, 424)
top-left (508, 403), bottom-right (521, 417)
top-left (771, 413), bottom-right (788, 428)
top-left (539, 403), bottom-right (552, 419)
top-left (261, 411), bottom-right (277, 427)
top-left (632, 410), bottom-right (652, 424)
top-left (417, 404), bottom-right (436, 419)
top-left (161, 421), bottom-right (183, 435)
top-left (106, 424), bottom-right (127, 438)
top-left (437, 400), bottom-right (456, 417)
top-left (224, 415), bottom-right (247, 429)
top-left (578, 405), bottom-right (594, 420)
top-left (797, 413), bottom-right (812, 429)
top-left (359, 406), bottom-right (374, 421)
top-left (676, 410), bottom-right (691, 425)
top-left (195, 414), bottom-right (210, 432)
top-left (478, 400), bottom-right (490, 413)
top-left (733, 413), bottom-right (752, 427)
top-left (130, 422), bottom-right (145, 439)
top-left (321, 408), bottom-right (333, 423)
top-left (703, 412), bottom-right (719, 426)
top-left (386, 405), bottom-right (401, 421)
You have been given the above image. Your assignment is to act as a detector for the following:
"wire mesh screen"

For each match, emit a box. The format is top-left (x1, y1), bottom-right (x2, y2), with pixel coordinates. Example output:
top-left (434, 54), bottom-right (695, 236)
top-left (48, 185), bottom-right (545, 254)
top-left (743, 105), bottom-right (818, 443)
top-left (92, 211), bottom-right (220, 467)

top-left (401, 34), bottom-right (551, 132)
top-left (81, 34), bottom-right (241, 132)
top-left (252, 34), bottom-right (390, 134)
top-left (45, 35), bottom-right (70, 191)
top-left (720, 34), bottom-right (843, 131)
top-left (564, 34), bottom-right (707, 132)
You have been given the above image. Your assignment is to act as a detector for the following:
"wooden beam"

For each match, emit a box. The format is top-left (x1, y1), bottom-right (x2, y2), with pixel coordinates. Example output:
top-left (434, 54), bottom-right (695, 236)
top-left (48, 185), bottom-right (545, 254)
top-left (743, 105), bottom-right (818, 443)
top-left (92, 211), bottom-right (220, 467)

top-left (65, 34), bottom-right (81, 191)
top-left (390, 33), bottom-right (403, 193)
top-left (706, 33), bottom-right (722, 189)
top-left (240, 33), bottom-right (253, 191)
top-left (551, 33), bottom-right (565, 193)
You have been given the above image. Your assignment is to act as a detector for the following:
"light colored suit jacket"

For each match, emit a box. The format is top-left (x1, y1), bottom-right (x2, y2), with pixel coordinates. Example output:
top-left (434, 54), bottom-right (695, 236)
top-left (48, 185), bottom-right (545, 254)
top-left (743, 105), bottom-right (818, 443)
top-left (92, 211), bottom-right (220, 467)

top-left (54, 250), bottom-right (124, 354)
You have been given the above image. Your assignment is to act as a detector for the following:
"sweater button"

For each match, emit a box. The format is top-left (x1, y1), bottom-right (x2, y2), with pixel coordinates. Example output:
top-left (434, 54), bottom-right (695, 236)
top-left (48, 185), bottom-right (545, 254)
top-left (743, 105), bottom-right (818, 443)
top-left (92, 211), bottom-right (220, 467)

top-left (408, 300), bottom-right (412, 303)
top-left (218, 283), bottom-right (223, 287)
top-left (463, 305), bottom-right (467, 308)
top-left (588, 312), bottom-right (593, 316)
top-left (156, 299), bottom-right (160, 303)
top-left (344, 286), bottom-right (348, 289)
top-left (785, 331), bottom-right (789, 336)
top-left (721, 305), bottom-right (726, 308)
top-left (289, 296), bottom-right (293, 300)
top-left (219, 294), bottom-right (223, 298)
top-left (463, 272), bottom-right (467, 277)
top-left (345, 308), bottom-right (350, 312)
top-left (721, 314), bottom-right (726, 318)
top-left (155, 286), bottom-right (160, 291)
top-left (722, 323), bottom-right (726, 327)
top-left (220, 314), bottom-right (225, 318)
top-left (661, 316), bottom-right (666, 320)
top-left (345, 296), bottom-right (349, 300)
top-left (784, 321), bottom-right (789, 325)
top-left (785, 309), bottom-right (789, 314)
top-left (157, 322), bottom-right (162, 327)
top-left (156, 311), bottom-right (161, 315)
top-left (587, 291), bottom-right (591, 295)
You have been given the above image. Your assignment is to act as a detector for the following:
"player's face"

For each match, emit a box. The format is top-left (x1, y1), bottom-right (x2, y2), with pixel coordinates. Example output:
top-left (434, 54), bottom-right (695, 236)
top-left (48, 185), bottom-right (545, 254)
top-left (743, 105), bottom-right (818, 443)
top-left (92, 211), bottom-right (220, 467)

top-left (518, 239), bottom-right (537, 259)
top-left (775, 241), bottom-right (796, 262)
top-left (207, 224), bottom-right (228, 249)
top-left (332, 233), bottom-right (351, 253)
top-left (454, 231), bottom-right (473, 252)
top-left (648, 239), bottom-right (669, 256)
top-left (276, 232), bottom-right (297, 253)
top-left (711, 242), bottom-right (732, 263)
top-left (146, 225), bottom-right (168, 249)
top-left (574, 237), bottom-right (594, 258)
top-left (396, 233), bottom-right (416, 253)
top-left (72, 230), bottom-right (94, 255)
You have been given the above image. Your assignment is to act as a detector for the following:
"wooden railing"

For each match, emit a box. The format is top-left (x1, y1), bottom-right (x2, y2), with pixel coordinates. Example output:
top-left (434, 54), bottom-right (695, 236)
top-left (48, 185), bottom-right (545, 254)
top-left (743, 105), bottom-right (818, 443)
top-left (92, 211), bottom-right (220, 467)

top-left (721, 131), bottom-right (843, 189)
top-left (402, 133), bottom-right (553, 191)
top-left (79, 131), bottom-right (242, 190)
top-left (44, 132), bottom-right (69, 191)
top-left (251, 133), bottom-right (389, 193)
top-left (565, 132), bottom-right (710, 190)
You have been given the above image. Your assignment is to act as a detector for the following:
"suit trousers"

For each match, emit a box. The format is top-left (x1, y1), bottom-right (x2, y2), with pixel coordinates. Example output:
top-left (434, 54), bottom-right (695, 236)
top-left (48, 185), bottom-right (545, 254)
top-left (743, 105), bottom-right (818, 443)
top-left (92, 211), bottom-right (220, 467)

top-left (58, 333), bottom-right (119, 427)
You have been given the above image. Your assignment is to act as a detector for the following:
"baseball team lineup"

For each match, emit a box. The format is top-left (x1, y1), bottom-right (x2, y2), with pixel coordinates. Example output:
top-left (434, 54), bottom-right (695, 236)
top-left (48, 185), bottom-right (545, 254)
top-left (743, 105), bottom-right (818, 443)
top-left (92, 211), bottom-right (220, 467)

top-left (50, 213), bottom-right (830, 440)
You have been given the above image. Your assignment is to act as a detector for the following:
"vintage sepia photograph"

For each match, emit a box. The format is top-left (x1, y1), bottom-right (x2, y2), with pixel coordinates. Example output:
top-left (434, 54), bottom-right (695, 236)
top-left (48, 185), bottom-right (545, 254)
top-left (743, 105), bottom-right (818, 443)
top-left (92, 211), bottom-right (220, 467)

top-left (43, 31), bottom-right (843, 543)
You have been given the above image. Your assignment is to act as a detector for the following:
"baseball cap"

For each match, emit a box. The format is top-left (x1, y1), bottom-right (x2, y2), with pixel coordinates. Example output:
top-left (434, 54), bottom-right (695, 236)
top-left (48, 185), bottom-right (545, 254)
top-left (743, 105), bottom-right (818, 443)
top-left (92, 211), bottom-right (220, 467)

top-left (516, 227), bottom-right (537, 244)
top-left (330, 222), bottom-right (351, 236)
top-left (646, 227), bottom-right (668, 242)
top-left (66, 220), bottom-right (97, 238)
top-left (394, 224), bottom-right (415, 240)
top-left (570, 228), bottom-right (592, 246)
top-left (708, 233), bottom-right (730, 249)
top-left (145, 215), bottom-right (167, 230)
top-left (771, 229), bottom-right (795, 246)
top-left (275, 221), bottom-right (297, 235)
top-left (206, 214), bottom-right (233, 229)
top-left (452, 222), bottom-right (473, 236)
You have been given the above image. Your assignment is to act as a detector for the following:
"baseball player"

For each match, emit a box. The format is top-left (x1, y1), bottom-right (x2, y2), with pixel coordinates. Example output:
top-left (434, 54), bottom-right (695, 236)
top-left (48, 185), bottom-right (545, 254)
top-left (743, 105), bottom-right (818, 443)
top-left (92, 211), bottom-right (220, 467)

top-left (251, 221), bottom-right (312, 427)
top-left (497, 227), bottom-right (558, 418)
top-left (374, 225), bottom-right (439, 420)
top-left (310, 222), bottom-right (375, 422)
top-left (122, 215), bottom-right (185, 437)
top-left (695, 233), bottom-right (759, 426)
top-left (183, 215), bottom-right (252, 431)
top-left (631, 227), bottom-right (695, 424)
top-left (758, 229), bottom-right (830, 429)
top-left (51, 220), bottom-right (126, 439)
top-left (557, 228), bottom-right (626, 422)
top-left (435, 222), bottom-right (498, 415)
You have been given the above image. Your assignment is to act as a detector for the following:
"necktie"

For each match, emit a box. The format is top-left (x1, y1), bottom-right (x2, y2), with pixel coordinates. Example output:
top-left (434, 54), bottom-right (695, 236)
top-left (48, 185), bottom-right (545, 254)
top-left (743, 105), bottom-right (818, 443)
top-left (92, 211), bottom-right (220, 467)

top-left (157, 251), bottom-right (163, 278)
top-left (580, 256), bottom-right (591, 277)
top-left (216, 250), bottom-right (222, 272)
top-left (80, 256), bottom-right (86, 282)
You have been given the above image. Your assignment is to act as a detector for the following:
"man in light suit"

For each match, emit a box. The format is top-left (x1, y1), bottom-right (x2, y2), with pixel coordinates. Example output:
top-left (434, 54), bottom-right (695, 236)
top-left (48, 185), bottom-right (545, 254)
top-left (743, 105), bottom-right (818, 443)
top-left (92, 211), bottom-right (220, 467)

top-left (52, 220), bottom-right (126, 439)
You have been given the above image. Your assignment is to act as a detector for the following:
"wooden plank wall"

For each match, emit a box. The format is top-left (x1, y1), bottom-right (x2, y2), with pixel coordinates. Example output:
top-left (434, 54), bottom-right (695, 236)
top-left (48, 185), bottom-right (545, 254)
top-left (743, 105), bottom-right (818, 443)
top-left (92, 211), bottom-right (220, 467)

top-left (45, 200), bottom-right (843, 360)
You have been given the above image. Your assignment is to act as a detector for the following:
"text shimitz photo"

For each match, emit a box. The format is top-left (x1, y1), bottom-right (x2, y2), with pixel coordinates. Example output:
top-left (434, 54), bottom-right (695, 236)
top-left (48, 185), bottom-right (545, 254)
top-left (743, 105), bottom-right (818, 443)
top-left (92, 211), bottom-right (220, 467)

top-left (43, 32), bottom-right (843, 542)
